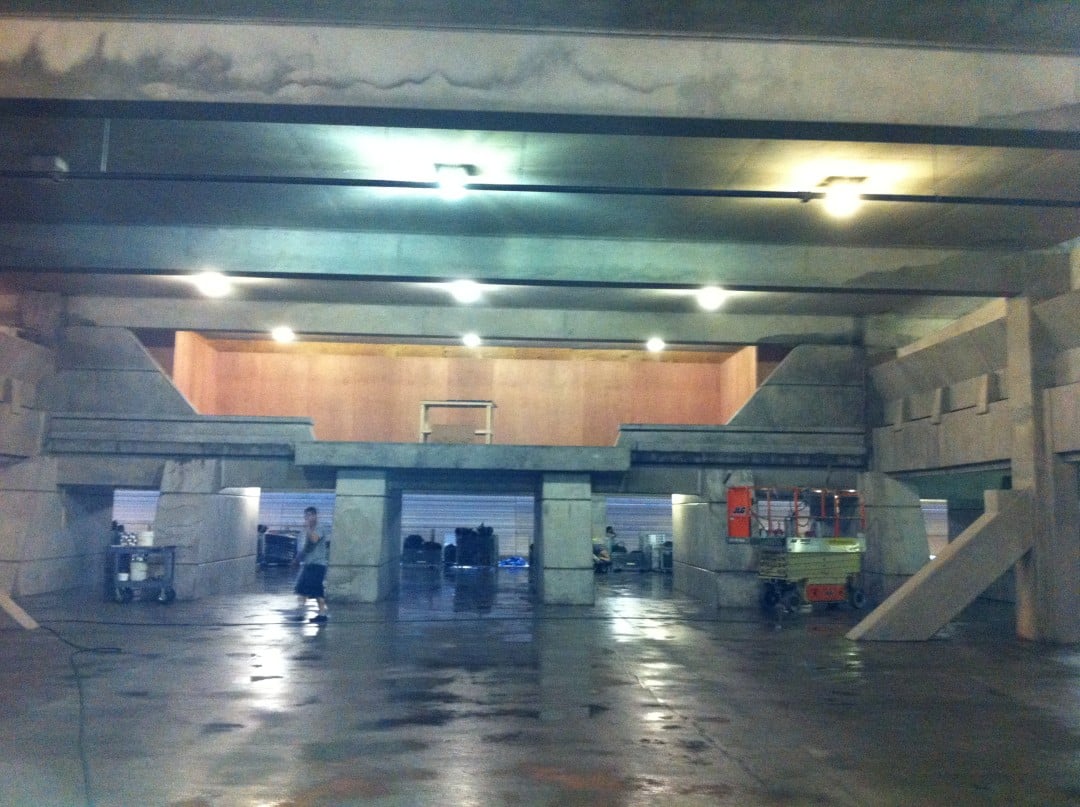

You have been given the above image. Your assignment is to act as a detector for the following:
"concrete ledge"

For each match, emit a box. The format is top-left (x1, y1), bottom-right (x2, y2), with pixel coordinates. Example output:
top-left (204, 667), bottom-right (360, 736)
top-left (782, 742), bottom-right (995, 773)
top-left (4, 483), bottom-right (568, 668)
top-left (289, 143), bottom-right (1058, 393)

top-left (297, 442), bottom-right (630, 473)
top-left (619, 425), bottom-right (866, 468)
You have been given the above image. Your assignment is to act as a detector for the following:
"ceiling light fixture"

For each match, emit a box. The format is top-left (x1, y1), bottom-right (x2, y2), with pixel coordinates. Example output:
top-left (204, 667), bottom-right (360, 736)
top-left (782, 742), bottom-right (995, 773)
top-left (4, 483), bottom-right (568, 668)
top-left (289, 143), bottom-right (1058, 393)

top-left (646, 336), bottom-right (666, 353)
top-left (193, 270), bottom-right (232, 298)
top-left (696, 286), bottom-right (730, 311)
top-left (447, 279), bottom-right (483, 304)
top-left (435, 163), bottom-right (476, 200)
top-left (819, 176), bottom-right (866, 218)
top-left (462, 332), bottom-right (482, 348)
top-left (271, 326), bottom-right (296, 343)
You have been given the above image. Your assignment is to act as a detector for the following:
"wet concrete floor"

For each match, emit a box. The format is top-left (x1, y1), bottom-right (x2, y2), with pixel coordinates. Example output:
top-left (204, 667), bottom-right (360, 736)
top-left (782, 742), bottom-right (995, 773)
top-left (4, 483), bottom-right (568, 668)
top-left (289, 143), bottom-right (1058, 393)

top-left (1, 567), bottom-right (1078, 806)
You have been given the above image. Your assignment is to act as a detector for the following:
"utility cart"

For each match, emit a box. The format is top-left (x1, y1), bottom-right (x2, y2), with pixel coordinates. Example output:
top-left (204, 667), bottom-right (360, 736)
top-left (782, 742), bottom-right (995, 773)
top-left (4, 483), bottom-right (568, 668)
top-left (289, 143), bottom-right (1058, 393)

top-left (728, 487), bottom-right (866, 613)
top-left (106, 544), bottom-right (177, 603)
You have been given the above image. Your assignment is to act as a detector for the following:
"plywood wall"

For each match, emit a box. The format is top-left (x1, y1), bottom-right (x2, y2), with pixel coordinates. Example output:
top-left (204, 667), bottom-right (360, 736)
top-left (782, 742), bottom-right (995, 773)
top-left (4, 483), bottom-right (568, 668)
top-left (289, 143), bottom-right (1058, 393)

top-left (173, 337), bottom-right (760, 446)
top-left (172, 332), bottom-right (217, 413)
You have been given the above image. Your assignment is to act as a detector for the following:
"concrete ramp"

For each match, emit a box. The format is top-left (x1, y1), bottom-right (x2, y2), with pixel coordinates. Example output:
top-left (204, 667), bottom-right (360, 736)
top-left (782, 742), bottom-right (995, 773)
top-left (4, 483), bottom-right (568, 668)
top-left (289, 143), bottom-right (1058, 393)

top-left (847, 490), bottom-right (1031, 641)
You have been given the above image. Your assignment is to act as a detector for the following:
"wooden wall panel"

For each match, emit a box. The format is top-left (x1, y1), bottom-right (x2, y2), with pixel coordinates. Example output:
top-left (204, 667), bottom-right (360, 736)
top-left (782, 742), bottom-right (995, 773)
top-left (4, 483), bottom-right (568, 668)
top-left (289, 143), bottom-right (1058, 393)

top-left (172, 331), bottom-right (217, 413)
top-left (177, 342), bottom-right (761, 445)
top-left (718, 346), bottom-right (758, 423)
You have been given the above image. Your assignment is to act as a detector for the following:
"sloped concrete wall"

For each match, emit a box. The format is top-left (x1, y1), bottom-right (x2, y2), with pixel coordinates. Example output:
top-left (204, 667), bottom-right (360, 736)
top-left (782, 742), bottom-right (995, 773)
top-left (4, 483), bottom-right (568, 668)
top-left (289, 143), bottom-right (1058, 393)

top-left (41, 326), bottom-right (195, 416)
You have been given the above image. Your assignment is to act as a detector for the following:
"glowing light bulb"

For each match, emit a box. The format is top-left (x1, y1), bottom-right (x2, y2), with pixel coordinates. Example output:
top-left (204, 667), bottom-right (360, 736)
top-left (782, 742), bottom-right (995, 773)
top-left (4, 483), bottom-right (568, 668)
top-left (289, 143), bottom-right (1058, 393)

top-left (821, 180), bottom-right (864, 218)
top-left (447, 280), bottom-right (483, 304)
top-left (271, 326), bottom-right (296, 343)
top-left (193, 271), bottom-right (232, 297)
top-left (697, 286), bottom-right (730, 311)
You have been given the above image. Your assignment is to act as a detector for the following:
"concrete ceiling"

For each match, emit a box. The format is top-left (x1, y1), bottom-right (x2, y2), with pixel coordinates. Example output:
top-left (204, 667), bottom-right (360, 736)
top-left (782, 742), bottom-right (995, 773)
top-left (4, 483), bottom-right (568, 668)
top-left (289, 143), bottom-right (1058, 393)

top-left (0, 7), bottom-right (1077, 352)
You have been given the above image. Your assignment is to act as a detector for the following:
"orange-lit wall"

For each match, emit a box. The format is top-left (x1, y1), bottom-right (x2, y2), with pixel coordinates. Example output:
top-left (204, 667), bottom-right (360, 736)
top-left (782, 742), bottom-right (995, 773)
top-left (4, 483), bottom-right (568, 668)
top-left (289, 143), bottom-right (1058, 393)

top-left (173, 334), bottom-right (759, 446)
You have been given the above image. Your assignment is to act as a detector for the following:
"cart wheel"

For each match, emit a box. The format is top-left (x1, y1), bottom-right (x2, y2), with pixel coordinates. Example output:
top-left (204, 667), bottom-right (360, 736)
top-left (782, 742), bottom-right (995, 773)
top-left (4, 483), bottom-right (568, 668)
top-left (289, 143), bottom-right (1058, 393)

top-left (781, 588), bottom-right (801, 613)
top-left (760, 583), bottom-right (780, 612)
top-left (114, 587), bottom-right (133, 604)
top-left (158, 587), bottom-right (176, 604)
top-left (848, 587), bottom-right (867, 610)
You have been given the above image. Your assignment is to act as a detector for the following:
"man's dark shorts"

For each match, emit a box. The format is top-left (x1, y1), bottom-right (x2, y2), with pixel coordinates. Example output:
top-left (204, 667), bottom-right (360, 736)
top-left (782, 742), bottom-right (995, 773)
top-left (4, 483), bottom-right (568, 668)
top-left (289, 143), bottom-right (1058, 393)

top-left (295, 563), bottom-right (327, 598)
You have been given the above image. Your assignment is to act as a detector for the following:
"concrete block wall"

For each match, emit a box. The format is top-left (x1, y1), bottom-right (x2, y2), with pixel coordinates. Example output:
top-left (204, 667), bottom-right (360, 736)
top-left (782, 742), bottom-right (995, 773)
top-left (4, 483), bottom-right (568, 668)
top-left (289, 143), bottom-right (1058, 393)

top-left (0, 331), bottom-right (51, 460)
top-left (0, 457), bottom-right (113, 595)
top-left (672, 469), bottom-right (758, 609)
top-left (153, 459), bottom-right (259, 599)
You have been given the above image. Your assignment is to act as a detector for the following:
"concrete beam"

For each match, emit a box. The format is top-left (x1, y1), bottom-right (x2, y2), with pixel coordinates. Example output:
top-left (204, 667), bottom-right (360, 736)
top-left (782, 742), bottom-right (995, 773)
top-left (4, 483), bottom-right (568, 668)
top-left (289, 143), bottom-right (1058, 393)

top-left (847, 490), bottom-right (1031, 641)
top-left (65, 294), bottom-right (861, 346)
top-left (0, 18), bottom-right (1077, 127)
top-left (6, 224), bottom-right (1039, 295)
top-left (296, 441), bottom-right (629, 473)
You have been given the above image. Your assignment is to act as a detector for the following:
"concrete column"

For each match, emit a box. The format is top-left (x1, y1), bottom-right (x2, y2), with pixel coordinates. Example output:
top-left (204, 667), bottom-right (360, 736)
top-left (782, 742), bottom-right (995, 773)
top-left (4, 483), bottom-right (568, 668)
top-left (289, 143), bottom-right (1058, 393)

top-left (591, 494), bottom-right (608, 546)
top-left (327, 470), bottom-right (401, 602)
top-left (672, 469), bottom-right (757, 608)
top-left (537, 473), bottom-right (594, 605)
top-left (0, 457), bottom-right (112, 595)
top-left (154, 458), bottom-right (259, 599)
top-left (859, 472), bottom-right (931, 604)
top-left (1007, 298), bottom-right (1080, 642)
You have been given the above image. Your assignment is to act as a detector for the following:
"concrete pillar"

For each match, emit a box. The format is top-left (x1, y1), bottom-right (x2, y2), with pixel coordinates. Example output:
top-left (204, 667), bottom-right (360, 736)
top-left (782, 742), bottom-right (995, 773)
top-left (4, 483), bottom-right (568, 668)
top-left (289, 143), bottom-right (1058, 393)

top-left (1007, 298), bottom-right (1080, 642)
top-left (537, 473), bottom-right (594, 604)
top-left (327, 470), bottom-right (401, 602)
top-left (672, 469), bottom-right (757, 608)
top-left (0, 457), bottom-right (112, 595)
top-left (154, 458), bottom-right (259, 599)
top-left (859, 472), bottom-right (931, 604)
top-left (591, 494), bottom-right (608, 546)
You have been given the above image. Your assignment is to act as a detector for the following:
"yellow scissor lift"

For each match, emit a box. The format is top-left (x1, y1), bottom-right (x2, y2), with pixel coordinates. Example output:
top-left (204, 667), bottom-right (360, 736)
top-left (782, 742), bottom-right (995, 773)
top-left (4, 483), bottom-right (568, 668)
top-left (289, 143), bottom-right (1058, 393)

top-left (728, 487), bottom-right (867, 614)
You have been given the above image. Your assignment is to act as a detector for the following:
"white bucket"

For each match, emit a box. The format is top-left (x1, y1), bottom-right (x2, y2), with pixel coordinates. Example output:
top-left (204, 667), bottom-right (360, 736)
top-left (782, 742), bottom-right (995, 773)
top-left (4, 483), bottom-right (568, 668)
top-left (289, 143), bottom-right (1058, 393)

top-left (137, 531), bottom-right (155, 547)
top-left (130, 560), bottom-right (148, 581)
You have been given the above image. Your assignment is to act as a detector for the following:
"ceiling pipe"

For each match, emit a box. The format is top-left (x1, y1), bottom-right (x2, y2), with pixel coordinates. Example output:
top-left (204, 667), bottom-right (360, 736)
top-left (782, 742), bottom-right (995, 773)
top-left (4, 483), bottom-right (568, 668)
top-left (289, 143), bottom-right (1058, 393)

top-left (0, 168), bottom-right (1076, 209)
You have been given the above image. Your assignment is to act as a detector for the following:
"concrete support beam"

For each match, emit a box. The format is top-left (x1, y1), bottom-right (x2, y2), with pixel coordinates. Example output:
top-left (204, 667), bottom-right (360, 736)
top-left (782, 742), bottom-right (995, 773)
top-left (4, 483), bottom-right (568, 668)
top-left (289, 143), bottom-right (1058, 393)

top-left (67, 294), bottom-right (861, 348)
top-left (153, 458), bottom-right (259, 599)
top-left (848, 490), bottom-right (1031, 641)
top-left (858, 472), bottom-right (931, 603)
top-left (537, 474), bottom-right (594, 605)
top-left (1007, 298), bottom-right (1080, 642)
top-left (1, 18), bottom-right (1077, 127)
top-left (328, 470), bottom-right (401, 603)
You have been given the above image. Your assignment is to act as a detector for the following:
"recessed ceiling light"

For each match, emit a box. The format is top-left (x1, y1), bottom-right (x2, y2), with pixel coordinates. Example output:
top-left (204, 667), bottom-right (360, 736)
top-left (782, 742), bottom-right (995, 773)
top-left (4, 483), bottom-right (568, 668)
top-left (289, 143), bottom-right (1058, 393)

top-left (646, 336), bottom-right (666, 353)
top-left (435, 163), bottom-right (475, 200)
top-left (819, 176), bottom-right (866, 218)
top-left (193, 271), bottom-right (232, 298)
top-left (447, 279), bottom-right (483, 304)
top-left (462, 332), bottom-right (482, 348)
top-left (271, 326), bottom-right (296, 343)
top-left (697, 286), bottom-right (730, 311)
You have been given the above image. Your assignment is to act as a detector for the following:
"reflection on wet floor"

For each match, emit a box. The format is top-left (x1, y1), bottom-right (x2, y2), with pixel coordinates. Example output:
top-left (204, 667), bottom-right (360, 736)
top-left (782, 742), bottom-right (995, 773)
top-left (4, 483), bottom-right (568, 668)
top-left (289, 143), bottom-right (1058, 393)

top-left (2, 565), bottom-right (1079, 806)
